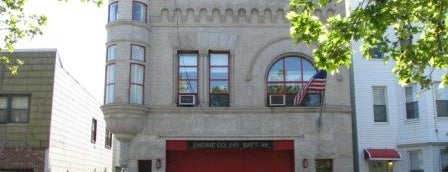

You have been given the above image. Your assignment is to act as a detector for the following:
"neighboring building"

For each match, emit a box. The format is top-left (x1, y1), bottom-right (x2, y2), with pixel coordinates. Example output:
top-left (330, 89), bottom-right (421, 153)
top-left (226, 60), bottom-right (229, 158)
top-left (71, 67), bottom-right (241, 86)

top-left (0, 50), bottom-right (113, 172)
top-left (102, 1), bottom-right (354, 172)
top-left (349, 1), bottom-right (448, 170)
top-left (352, 44), bottom-right (448, 172)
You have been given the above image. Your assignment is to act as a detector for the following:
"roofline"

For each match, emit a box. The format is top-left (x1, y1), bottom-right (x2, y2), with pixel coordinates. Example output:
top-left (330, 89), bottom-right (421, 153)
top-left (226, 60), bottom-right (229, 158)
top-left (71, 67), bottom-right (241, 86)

top-left (1, 48), bottom-right (58, 53)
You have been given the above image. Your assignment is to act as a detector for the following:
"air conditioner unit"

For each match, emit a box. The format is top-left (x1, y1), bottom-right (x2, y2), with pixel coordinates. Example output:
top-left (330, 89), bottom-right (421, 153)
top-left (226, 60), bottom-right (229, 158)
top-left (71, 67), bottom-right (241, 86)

top-left (179, 95), bottom-right (196, 106)
top-left (269, 94), bottom-right (286, 106)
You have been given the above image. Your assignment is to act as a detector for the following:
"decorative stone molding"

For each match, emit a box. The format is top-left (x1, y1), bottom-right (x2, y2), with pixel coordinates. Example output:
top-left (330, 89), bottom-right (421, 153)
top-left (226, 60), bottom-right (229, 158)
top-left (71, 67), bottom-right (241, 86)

top-left (169, 32), bottom-right (238, 51)
top-left (106, 20), bottom-right (151, 32)
top-left (147, 105), bottom-right (351, 114)
top-left (151, 7), bottom-right (341, 25)
top-left (153, 8), bottom-right (290, 25)
top-left (101, 104), bottom-right (149, 142)
top-left (159, 135), bottom-right (305, 140)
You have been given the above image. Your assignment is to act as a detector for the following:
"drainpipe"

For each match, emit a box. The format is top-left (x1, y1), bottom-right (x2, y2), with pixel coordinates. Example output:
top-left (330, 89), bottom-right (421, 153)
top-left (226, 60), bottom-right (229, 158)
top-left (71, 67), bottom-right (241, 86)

top-left (350, 62), bottom-right (359, 172)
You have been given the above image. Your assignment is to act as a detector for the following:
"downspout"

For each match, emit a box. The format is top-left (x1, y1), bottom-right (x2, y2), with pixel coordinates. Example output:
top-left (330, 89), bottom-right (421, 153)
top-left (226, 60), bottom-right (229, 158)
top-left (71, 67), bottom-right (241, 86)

top-left (345, 0), bottom-right (359, 170)
top-left (350, 62), bottom-right (359, 172)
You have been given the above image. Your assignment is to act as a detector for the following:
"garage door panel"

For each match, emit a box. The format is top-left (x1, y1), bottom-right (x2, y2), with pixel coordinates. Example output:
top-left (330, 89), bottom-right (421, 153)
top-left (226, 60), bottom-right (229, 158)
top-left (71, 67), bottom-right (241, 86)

top-left (167, 150), bottom-right (294, 172)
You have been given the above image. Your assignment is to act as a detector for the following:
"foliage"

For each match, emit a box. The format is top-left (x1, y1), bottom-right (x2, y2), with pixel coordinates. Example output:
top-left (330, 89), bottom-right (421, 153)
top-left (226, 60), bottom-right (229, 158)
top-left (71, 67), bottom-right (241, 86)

top-left (0, 0), bottom-right (102, 74)
top-left (287, 0), bottom-right (448, 89)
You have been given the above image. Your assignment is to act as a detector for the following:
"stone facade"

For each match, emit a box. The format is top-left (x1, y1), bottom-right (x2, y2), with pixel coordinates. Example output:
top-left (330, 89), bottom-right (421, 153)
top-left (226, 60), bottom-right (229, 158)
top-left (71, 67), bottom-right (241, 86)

top-left (0, 50), bottom-right (113, 172)
top-left (103, 0), bottom-right (353, 172)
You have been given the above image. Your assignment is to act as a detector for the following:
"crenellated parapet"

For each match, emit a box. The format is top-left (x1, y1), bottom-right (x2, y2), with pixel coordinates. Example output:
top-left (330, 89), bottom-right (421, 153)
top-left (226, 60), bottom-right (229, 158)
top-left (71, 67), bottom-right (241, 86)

top-left (149, 3), bottom-right (343, 25)
top-left (153, 8), bottom-right (289, 25)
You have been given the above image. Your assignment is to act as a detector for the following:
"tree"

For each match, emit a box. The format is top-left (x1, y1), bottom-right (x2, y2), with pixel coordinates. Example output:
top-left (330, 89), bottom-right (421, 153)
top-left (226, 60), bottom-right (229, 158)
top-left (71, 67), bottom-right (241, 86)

top-left (0, 0), bottom-right (102, 74)
top-left (287, 0), bottom-right (448, 89)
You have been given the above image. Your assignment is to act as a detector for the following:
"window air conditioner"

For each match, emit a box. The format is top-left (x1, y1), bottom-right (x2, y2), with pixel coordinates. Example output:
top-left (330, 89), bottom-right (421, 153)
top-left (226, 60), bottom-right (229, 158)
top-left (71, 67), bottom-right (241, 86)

top-left (179, 95), bottom-right (195, 106)
top-left (269, 94), bottom-right (286, 106)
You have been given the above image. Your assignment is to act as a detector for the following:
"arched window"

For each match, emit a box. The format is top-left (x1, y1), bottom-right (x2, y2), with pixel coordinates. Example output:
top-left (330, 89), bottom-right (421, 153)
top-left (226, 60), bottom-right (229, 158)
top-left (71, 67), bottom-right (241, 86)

top-left (266, 56), bottom-right (320, 106)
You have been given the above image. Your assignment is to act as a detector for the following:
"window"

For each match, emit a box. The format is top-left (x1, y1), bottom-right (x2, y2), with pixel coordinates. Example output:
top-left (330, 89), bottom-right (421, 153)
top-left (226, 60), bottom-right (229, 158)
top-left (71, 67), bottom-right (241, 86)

top-left (409, 151), bottom-right (423, 172)
top-left (138, 160), bottom-right (152, 172)
top-left (108, 2), bottom-right (118, 22)
top-left (131, 44), bottom-right (145, 61)
top-left (316, 159), bottom-right (333, 172)
top-left (373, 87), bottom-right (388, 122)
top-left (405, 85), bottom-right (419, 119)
top-left (0, 95), bottom-right (30, 124)
top-left (266, 56), bottom-right (319, 106)
top-left (130, 64), bottom-right (145, 104)
top-left (105, 64), bottom-right (116, 104)
top-left (209, 52), bottom-right (230, 107)
top-left (441, 149), bottom-right (448, 172)
top-left (107, 45), bottom-right (117, 61)
top-left (435, 83), bottom-right (448, 117)
top-left (178, 52), bottom-right (198, 106)
top-left (105, 128), bottom-right (112, 149)
top-left (371, 45), bottom-right (384, 59)
top-left (132, 1), bottom-right (147, 22)
top-left (91, 118), bottom-right (97, 143)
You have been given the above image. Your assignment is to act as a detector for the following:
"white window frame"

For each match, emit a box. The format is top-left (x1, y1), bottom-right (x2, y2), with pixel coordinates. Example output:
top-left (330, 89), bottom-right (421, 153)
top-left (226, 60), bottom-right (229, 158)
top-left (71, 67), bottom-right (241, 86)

top-left (441, 148), bottom-right (448, 172)
top-left (372, 86), bottom-right (388, 123)
top-left (405, 85), bottom-right (419, 120)
top-left (130, 63), bottom-right (145, 104)
top-left (434, 82), bottom-right (448, 117)
top-left (408, 150), bottom-right (424, 172)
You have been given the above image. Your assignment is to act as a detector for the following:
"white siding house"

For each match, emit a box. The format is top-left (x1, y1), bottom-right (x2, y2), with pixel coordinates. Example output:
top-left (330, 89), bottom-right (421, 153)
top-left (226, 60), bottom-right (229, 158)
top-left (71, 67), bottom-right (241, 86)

top-left (48, 56), bottom-right (114, 172)
top-left (348, 2), bottom-right (448, 169)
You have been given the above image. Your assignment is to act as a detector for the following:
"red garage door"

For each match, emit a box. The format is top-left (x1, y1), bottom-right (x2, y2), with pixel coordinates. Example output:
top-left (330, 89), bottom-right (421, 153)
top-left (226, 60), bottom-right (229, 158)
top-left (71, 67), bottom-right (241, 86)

top-left (166, 140), bottom-right (294, 172)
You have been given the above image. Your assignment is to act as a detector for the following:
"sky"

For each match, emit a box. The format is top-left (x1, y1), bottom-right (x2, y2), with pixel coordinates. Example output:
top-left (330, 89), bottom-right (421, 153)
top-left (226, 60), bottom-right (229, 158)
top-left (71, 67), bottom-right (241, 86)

top-left (16, 0), bottom-right (108, 102)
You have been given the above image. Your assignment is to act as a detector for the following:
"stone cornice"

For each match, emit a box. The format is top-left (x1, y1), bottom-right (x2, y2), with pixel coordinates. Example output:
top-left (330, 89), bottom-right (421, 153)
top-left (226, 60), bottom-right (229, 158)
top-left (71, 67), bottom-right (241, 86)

top-left (106, 20), bottom-right (151, 32)
top-left (148, 105), bottom-right (351, 114)
top-left (158, 135), bottom-right (305, 140)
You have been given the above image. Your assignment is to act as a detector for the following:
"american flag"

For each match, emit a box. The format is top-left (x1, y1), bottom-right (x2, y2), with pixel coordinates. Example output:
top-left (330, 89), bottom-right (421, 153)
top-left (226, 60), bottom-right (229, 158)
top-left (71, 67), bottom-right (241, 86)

top-left (294, 70), bottom-right (327, 106)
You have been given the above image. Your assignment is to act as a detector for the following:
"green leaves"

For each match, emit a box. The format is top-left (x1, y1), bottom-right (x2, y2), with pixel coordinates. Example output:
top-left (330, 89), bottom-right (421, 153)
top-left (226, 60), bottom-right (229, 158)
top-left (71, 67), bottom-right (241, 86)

top-left (288, 0), bottom-right (448, 89)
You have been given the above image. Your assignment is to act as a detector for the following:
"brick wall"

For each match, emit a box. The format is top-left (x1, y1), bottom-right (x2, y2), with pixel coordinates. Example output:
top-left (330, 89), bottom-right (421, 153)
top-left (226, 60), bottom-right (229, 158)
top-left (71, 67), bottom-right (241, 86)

top-left (0, 148), bottom-right (46, 172)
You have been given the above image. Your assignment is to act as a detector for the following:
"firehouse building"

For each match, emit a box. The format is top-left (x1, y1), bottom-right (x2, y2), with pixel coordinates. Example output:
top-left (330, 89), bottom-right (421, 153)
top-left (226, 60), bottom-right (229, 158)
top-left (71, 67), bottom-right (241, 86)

top-left (102, 0), bottom-right (353, 172)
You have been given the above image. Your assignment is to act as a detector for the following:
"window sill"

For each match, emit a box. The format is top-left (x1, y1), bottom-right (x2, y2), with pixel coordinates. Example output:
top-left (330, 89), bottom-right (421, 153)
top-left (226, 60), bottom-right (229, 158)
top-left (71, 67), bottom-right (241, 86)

top-left (106, 20), bottom-right (150, 31)
top-left (436, 116), bottom-right (448, 121)
top-left (373, 121), bottom-right (389, 125)
top-left (0, 123), bottom-right (29, 125)
top-left (404, 118), bottom-right (420, 124)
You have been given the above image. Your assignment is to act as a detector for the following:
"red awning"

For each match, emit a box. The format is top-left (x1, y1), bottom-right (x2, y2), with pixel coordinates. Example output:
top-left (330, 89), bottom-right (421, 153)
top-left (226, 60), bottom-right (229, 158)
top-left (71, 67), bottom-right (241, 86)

top-left (364, 148), bottom-right (401, 161)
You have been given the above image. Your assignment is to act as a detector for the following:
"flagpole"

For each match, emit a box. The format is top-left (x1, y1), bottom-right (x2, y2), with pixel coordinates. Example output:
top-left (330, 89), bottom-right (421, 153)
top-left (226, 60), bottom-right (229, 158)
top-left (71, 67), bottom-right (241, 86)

top-left (318, 91), bottom-right (325, 131)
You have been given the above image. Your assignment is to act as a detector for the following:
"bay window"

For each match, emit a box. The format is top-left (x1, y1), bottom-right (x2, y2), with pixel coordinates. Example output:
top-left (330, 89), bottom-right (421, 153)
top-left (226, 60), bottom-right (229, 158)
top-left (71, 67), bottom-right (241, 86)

top-left (105, 64), bottom-right (116, 104)
top-left (130, 64), bottom-right (145, 104)
top-left (131, 44), bottom-right (145, 61)
top-left (107, 45), bottom-right (117, 61)
top-left (132, 1), bottom-right (147, 22)
top-left (108, 2), bottom-right (118, 22)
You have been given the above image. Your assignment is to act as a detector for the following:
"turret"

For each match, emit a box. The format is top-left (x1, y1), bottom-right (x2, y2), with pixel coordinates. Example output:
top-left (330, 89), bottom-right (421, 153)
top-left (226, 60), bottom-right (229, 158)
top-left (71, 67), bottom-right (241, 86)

top-left (101, 0), bottom-right (150, 167)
